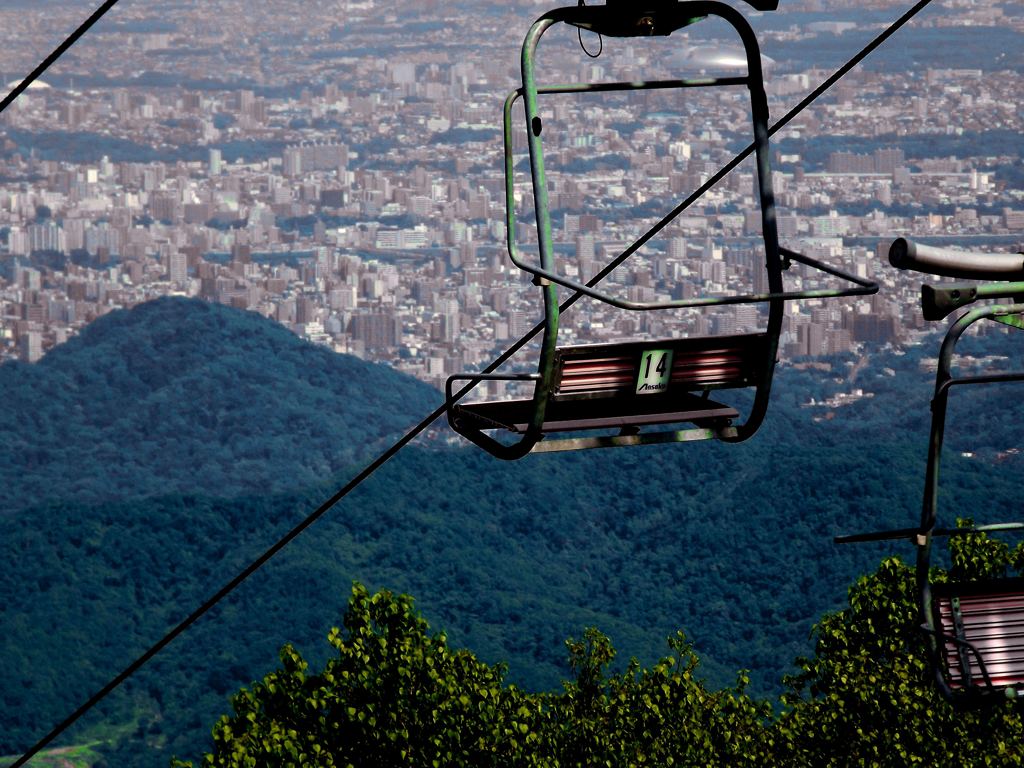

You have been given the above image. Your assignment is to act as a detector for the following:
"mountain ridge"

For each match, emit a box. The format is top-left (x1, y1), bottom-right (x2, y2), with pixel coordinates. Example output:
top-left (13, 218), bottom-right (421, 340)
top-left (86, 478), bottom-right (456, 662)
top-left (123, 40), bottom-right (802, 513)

top-left (0, 297), bottom-right (439, 513)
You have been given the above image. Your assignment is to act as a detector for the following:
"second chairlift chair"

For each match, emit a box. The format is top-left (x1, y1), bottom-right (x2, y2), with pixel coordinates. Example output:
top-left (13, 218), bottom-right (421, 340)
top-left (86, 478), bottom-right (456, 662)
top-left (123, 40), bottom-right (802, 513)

top-left (447, 0), bottom-right (877, 459)
top-left (838, 238), bottom-right (1024, 708)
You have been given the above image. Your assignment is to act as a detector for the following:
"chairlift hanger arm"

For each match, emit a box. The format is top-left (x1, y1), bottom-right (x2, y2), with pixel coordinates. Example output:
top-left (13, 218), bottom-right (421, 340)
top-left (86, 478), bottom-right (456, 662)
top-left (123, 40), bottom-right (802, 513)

top-left (914, 301), bottom-right (1024, 537)
top-left (508, 0), bottom-right (933, 328)
top-left (517, 1), bottom-right (773, 288)
top-left (504, 3), bottom-right (877, 311)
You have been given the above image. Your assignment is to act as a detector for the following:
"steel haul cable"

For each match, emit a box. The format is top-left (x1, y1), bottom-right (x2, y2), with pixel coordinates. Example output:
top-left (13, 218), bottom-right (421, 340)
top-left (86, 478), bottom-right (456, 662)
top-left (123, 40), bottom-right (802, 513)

top-left (7, 0), bottom-right (935, 764)
top-left (0, 0), bottom-right (120, 115)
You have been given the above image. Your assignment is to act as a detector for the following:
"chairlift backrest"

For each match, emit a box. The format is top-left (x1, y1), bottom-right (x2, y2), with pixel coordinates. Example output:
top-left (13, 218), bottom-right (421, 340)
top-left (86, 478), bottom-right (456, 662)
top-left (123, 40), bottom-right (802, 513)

top-left (552, 334), bottom-right (765, 399)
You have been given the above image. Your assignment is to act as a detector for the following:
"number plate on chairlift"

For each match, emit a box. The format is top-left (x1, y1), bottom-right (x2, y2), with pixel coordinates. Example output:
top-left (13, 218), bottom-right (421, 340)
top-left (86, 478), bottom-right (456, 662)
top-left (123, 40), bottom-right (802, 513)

top-left (636, 349), bottom-right (673, 394)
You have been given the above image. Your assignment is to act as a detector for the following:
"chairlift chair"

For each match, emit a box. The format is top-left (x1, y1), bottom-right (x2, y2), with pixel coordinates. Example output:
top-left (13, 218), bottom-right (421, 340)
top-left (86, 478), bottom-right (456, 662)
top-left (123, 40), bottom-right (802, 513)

top-left (447, 0), bottom-right (876, 459)
top-left (836, 237), bottom-right (1024, 708)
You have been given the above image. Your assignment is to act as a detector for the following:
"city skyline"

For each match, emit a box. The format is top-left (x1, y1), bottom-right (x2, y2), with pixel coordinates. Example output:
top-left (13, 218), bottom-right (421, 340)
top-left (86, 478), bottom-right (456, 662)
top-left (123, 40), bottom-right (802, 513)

top-left (0, 0), bottom-right (1021, 400)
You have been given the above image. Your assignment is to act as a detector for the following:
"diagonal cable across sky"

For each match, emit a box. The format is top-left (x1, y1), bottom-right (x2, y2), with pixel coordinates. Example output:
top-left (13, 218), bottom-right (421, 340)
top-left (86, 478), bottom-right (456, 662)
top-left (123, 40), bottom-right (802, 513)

top-left (0, 0), bottom-right (120, 117)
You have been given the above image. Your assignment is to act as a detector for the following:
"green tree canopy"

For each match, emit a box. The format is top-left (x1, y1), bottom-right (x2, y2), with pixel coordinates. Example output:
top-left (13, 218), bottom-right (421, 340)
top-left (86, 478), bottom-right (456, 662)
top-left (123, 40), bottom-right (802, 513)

top-left (776, 555), bottom-right (1024, 766)
top-left (172, 584), bottom-right (770, 767)
top-left (177, 531), bottom-right (1024, 767)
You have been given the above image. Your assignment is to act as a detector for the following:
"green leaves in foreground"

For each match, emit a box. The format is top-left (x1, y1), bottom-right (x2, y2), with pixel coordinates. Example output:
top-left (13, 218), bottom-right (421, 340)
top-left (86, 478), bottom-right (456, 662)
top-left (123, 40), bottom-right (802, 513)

top-left (777, 550), bottom-right (1024, 767)
top-left (173, 584), bottom-right (768, 767)
top-left (174, 583), bottom-right (544, 767)
top-left (177, 534), bottom-right (1024, 767)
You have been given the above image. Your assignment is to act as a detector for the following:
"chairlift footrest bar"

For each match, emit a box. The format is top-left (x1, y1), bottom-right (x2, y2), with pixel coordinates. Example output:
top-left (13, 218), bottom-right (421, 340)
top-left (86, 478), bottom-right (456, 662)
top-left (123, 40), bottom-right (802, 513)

top-left (530, 426), bottom-right (727, 453)
top-left (452, 391), bottom-right (738, 435)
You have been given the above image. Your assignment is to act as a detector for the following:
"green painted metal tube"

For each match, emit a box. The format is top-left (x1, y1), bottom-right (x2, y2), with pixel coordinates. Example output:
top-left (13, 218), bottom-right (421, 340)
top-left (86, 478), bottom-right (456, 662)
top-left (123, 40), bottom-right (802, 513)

top-left (520, 16), bottom-right (561, 445)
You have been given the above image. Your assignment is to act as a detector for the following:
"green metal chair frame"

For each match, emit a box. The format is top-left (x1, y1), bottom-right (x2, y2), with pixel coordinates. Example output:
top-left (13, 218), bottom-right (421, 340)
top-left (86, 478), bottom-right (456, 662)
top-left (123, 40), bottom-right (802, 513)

top-left (447, 1), bottom-right (876, 460)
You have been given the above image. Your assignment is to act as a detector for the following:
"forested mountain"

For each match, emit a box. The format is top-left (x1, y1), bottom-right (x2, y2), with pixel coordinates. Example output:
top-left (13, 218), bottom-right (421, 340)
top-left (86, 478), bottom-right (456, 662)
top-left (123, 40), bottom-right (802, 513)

top-left (2, 299), bottom-right (1021, 766)
top-left (0, 297), bottom-right (438, 512)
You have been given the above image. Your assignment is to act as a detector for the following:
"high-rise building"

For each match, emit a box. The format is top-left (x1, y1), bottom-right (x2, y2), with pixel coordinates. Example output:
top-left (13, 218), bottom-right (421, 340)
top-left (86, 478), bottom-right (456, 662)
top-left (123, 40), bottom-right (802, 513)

top-left (349, 313), bottom-right (400, 350)
top-left (668, 236), bottom-right (686, 261)
top-left (18, 331), bottom-right (41, 363)
top-left (873, 148), bottom-right (905, 174)
top-left (27, 222), bottom-right (66, 254)
top-left (168, 250), bottom-right (188, 284)
top-left (209, 148), bottom-right (222, 176)
top-left (283, 143), bottom-right (349, 178)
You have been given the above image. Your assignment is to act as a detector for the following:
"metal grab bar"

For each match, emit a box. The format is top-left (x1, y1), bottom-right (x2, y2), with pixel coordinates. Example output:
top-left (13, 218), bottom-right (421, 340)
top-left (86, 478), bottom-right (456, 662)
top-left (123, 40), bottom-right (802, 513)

top-left (890, 238), bottom-right (1024, 281)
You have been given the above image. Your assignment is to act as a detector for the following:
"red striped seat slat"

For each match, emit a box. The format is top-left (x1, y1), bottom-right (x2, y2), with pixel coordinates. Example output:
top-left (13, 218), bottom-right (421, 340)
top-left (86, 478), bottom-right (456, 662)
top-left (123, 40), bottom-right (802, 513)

top-left (936, 589), bottom-right (1024, 689)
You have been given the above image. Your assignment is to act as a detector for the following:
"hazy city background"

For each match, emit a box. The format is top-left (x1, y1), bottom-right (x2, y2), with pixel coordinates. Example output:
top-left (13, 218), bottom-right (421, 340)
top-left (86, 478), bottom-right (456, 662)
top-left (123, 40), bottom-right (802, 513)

top-left (1, 0), bottom-right (1021, 401)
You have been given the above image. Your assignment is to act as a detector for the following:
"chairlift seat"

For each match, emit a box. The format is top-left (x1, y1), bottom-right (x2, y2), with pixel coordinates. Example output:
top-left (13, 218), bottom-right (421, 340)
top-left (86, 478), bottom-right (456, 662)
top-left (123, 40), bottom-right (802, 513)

top-left (932, 579), bottom-right (1024, 695)
top-left (446, 0), bottom-right (875, 460)
top-left (451, 333), bottom-right (765, 438)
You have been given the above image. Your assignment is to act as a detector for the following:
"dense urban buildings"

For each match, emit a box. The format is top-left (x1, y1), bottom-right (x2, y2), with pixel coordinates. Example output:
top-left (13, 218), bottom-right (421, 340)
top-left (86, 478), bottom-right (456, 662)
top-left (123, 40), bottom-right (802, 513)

top-left (0, 0), bottom-right (1021, 397)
